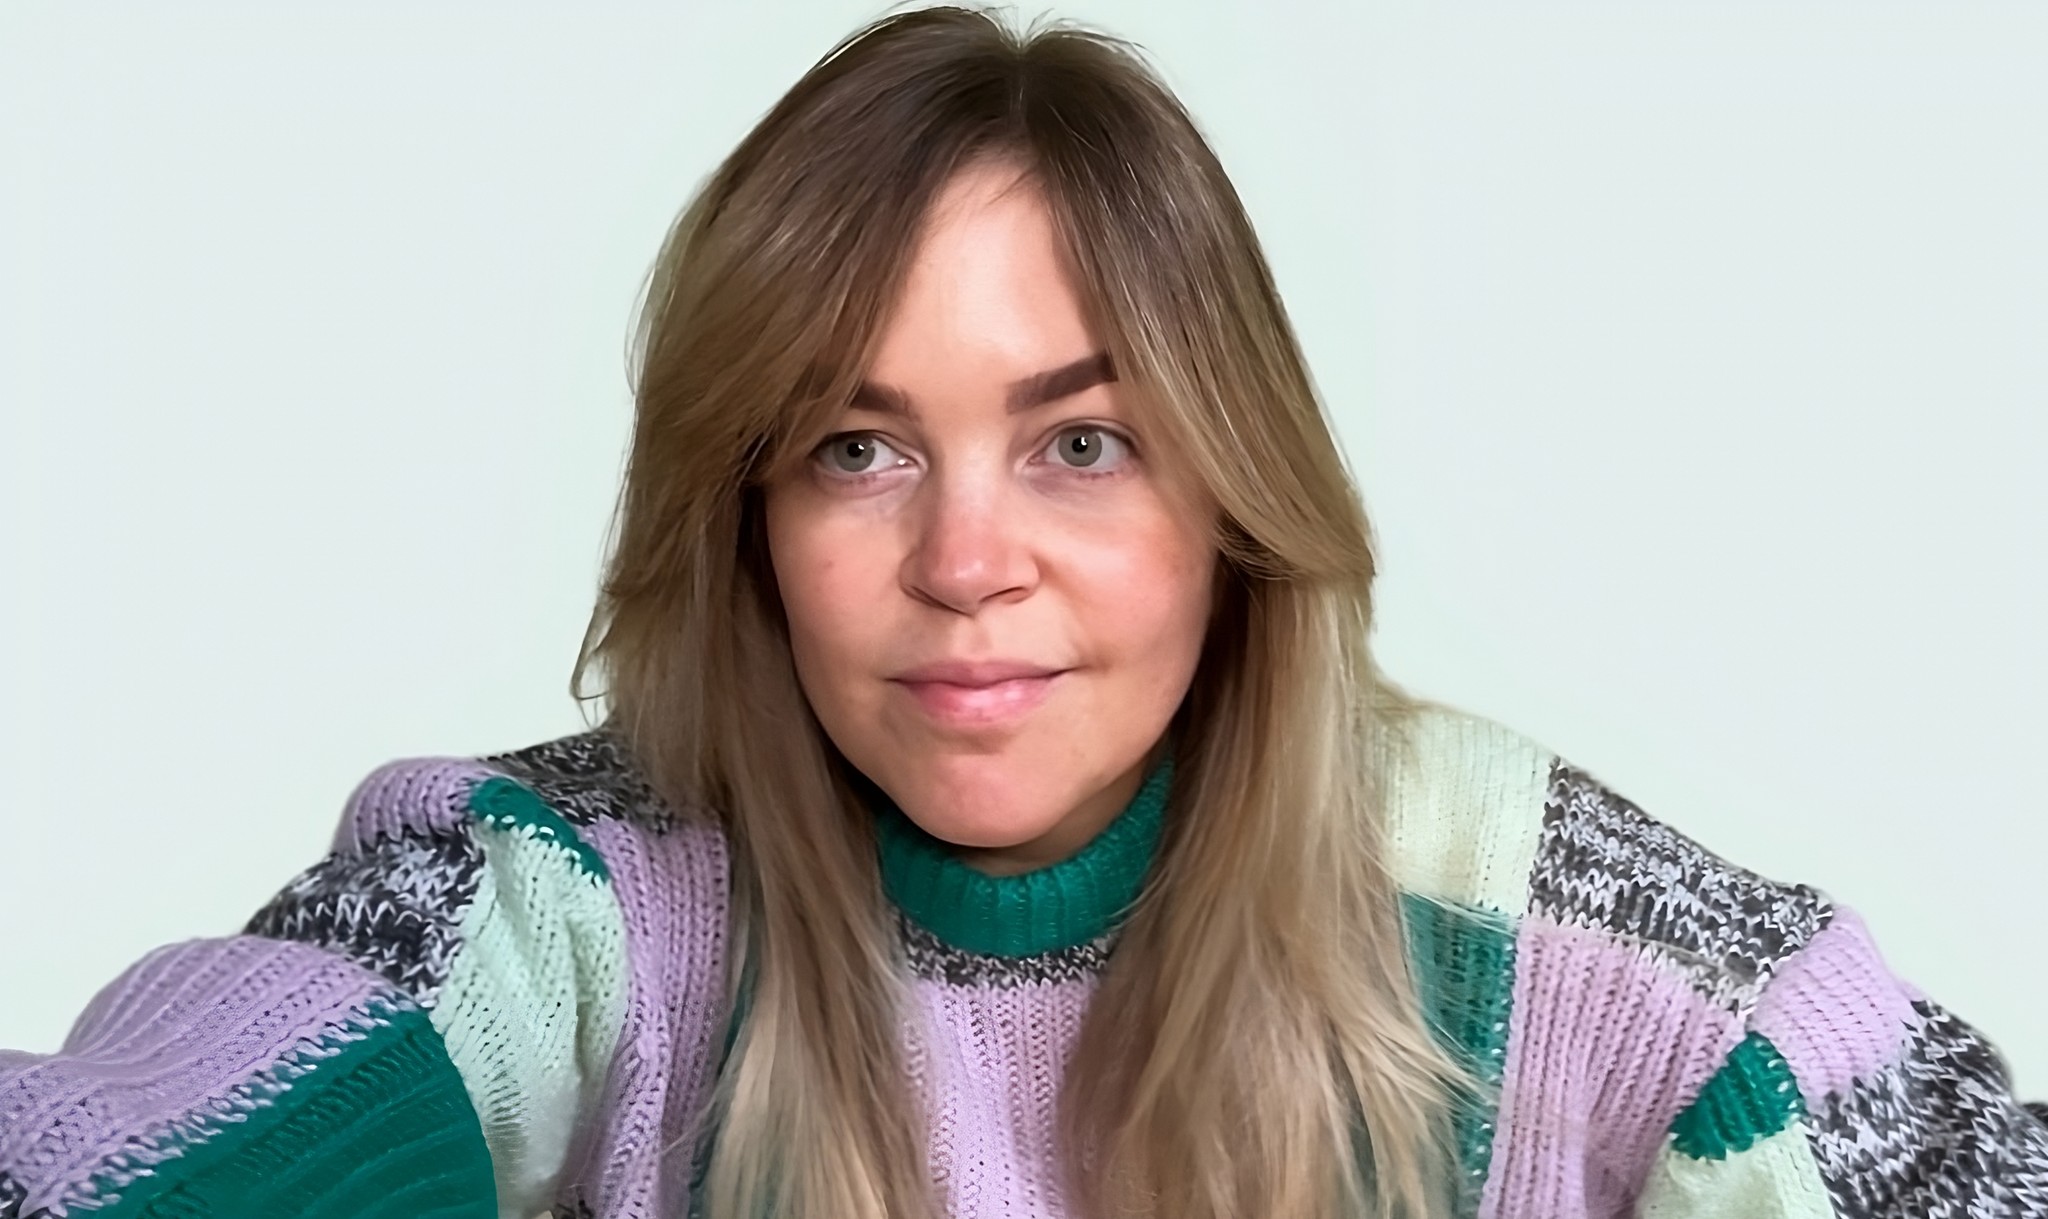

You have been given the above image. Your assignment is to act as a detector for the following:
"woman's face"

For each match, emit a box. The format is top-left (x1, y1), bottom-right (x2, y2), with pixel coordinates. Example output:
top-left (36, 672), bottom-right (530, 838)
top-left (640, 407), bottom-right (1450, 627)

top-left (763, 160), bottom-right (1219, 875)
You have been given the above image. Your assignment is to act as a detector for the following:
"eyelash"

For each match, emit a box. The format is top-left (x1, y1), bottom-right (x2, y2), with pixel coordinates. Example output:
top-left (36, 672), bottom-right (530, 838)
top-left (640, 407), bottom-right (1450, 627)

top-left (809, 425), bottom-right (1137, 485)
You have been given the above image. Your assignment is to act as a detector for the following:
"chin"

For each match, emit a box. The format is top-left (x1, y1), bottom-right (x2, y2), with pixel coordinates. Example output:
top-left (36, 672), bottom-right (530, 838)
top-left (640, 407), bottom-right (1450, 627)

top-left (924, 810), bottom-right (1061, 852)
top-left (899, 763), bottom-right (1066, 850)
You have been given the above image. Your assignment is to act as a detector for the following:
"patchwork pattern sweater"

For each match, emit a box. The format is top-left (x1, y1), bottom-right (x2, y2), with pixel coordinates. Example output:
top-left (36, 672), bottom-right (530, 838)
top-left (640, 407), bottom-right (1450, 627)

top-left (4, 702), bottom-right (2045, 1218)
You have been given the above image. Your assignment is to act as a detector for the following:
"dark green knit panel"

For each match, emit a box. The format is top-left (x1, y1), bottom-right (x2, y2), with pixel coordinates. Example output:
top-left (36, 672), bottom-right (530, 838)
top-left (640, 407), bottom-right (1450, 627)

top-left (466, 774), bottom-right (610, 880)
top-left (1668, 1030), bottom-right (1804, 1160)
top-left (1398, 892), bottom-right (1517, 1207)
top-left (874, 753), bottom-right (1174, 957)
top-left (80, 1000), bottom-right (497, 1219)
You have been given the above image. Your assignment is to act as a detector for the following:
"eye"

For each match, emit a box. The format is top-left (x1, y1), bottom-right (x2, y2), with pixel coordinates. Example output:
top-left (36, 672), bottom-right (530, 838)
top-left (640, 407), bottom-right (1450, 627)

top-left (815, 432), bottom-right (907, 477)
top-left (1044, 425), bottom-right (1132, 472)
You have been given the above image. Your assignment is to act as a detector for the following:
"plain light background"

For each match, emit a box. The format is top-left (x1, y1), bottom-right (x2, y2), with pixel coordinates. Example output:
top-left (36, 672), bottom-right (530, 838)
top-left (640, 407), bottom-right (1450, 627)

top-left (3, 2), bottom-right (2043, 1097)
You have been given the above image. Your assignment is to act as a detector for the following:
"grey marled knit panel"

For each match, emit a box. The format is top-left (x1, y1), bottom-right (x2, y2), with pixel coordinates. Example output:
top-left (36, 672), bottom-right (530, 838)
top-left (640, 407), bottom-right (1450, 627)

top-left (1806, 998), bottom-right (2048, 1217)
top-left (1528, 759), bottom-right (1832, 1010)
top-left (242, 821), bottom-right (481, 1010)
top-left (482, 727), bottom-right (680, 831)
top-left (896, 910), bottom-right (1119, 989)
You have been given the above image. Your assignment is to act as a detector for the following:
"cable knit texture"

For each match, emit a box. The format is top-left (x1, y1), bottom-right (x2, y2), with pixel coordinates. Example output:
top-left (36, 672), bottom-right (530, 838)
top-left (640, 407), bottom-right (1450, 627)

top-left (2, 702), bottom-right (2044, 1218)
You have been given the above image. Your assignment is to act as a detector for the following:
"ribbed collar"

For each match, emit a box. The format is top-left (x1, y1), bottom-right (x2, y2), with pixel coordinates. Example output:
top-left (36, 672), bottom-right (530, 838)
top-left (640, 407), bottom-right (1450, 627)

top-left (869, 751), bottom-right (1175, 959)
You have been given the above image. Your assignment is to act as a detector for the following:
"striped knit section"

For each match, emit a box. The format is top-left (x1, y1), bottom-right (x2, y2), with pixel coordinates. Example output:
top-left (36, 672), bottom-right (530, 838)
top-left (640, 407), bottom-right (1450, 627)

top-left (1637, 1017), bottom-right (1855, 1218)
top-left (9, 703), bottom-right (2047, 1218)
top-left (1749, 907), bottom-right (1918, 1111)
top-left (254, 753), bottom-right (640, 1219)
top-left (1739, 888), bottom-right (2048, 1214)
top-left (477, 731), bottom-right (733, 1219)
top-left (1478, 914), bottom-right (1748, 1218)
top-left (433, 774), bottom-right (629, 1217)
top-left (0, 939), bottom-right (493, 1218)
top-left (0, 745), bottom-right (668, 1219)
top-left (246, 771), bottom-right (485, 1010)
top-left (1471, 751), bottom-right (1842, 1219)
top-left (77, 1002), bottom-right (491, 1219)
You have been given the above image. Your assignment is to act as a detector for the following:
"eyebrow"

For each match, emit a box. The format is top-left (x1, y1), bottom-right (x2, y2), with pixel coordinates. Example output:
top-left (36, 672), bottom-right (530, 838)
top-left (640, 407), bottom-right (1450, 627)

top-left (849, 350), bottom-right (1116, 419)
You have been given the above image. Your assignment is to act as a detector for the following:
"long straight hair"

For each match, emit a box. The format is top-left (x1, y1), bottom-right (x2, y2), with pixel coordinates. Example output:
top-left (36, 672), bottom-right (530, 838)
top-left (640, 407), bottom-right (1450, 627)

top-left (571, 6), bottom-right (1476, 1216)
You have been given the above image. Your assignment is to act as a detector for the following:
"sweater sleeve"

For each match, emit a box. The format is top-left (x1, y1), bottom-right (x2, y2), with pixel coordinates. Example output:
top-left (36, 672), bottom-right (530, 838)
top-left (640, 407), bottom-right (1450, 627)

top-left (1636, 900), bottom-right (2048, 1218)
top-left (0, 756), bottom-right (631, 1219)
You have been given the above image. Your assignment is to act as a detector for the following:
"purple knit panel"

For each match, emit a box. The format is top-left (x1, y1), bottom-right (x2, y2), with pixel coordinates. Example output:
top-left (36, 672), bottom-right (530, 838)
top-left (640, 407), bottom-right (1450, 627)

top-left (1477, 916), bottom-right (1743, 1219)
top-left (0, 936), bottom-right (402, 1215)
top-left (1749, 904), bottom-right (1918, 1111)
top-left (900, 975), bottom-right (1098, 1217)
top-left (557, 816), bottom-right (730, 1218)
top-left (334, 756), bottom-right (493, 851)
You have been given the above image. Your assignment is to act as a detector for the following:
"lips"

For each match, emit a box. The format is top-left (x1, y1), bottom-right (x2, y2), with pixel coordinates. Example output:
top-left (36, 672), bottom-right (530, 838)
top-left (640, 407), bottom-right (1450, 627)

top-left (890, 660), bottom-right (1067, 728)
top-left (893, 659), bottom-right (1063, 685)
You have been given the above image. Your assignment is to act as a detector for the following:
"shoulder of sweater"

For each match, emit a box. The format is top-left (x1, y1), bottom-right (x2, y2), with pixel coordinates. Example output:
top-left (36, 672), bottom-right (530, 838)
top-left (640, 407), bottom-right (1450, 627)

top-left (1374, 697), bottom-right (1561, 915)
top-left (1378, 698), bottom-right (1831, 1012)
top-left (327, 725), bottom-right (731, 904)
top-left (309, 727), bottom-right (733, 1215)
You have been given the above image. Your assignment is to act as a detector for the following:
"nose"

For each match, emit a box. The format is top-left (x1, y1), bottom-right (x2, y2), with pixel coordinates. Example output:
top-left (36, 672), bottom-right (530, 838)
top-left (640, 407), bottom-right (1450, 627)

top-left (900, 470), bottom-right (1037, 614)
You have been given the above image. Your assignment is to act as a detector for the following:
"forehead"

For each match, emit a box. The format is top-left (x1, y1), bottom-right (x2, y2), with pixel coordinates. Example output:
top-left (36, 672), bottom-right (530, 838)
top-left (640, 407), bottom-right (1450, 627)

top-left (865, 162), bottom-right (1102, 386)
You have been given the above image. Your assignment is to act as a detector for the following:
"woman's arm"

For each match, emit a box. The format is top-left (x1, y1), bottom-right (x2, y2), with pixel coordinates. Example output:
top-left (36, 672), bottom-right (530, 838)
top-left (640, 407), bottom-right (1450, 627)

top-left (1640, 902), bottom-right (2048, 1216)
top-left (0, 757), bottom-right (634, 1219)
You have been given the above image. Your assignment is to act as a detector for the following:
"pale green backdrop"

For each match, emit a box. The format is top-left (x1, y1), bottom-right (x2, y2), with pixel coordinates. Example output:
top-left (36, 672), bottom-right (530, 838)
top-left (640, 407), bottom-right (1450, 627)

top-left (2, 1), bottom-right (2042, 1095)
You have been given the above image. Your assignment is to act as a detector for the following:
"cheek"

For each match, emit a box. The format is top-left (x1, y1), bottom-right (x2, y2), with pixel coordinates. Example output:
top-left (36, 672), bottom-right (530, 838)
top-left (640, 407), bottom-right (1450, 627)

top-left (1077, 510), bottom-right (1217, 675)
top-left (764, 495), bottom-right (871, 687)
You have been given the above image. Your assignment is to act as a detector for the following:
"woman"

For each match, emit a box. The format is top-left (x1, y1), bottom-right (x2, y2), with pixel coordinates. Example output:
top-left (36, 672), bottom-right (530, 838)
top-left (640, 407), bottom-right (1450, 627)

top-left (3, 7), bottom-right (2042, 1218)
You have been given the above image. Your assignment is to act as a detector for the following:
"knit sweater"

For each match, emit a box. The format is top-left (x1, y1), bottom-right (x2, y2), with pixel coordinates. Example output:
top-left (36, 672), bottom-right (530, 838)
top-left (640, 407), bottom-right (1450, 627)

top-left (4, 703), bottom-right (2045, 1219)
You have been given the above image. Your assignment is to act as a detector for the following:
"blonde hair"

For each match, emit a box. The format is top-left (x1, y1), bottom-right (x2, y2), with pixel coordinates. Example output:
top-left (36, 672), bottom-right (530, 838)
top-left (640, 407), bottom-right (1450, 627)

top-left (571, 5), bottom-right (1477, 1216)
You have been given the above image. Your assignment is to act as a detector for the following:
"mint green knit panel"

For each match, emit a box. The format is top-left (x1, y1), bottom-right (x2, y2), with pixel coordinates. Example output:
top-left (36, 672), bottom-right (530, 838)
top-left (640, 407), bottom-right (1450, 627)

top-left (436, 777), bottom-right (630, 1218)
top-left (1400, 891), bottom-right (1517, 1208)
top-left (1637, 1122), bottom-right (1837, 1218)
top-left (1668, 1032), bottom-right (1805, 1160)
top-left (467, 775), bottom-right (611, 880)
top-left (77, 1000), bottom-right (496, 1219)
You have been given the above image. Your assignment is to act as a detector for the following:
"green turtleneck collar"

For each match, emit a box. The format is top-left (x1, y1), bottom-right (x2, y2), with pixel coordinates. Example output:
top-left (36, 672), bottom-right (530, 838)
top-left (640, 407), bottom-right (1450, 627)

top-left (869, 750), bottom-right (1175, 959)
